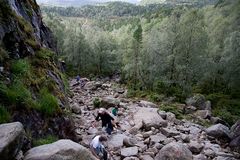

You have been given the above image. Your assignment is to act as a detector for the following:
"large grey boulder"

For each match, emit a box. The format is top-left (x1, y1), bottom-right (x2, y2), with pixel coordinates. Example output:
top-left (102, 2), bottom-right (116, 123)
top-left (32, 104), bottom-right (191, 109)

top-left (194, 110), bottom-right (211, 119)
top-left (0, 122), bottom-right (25, 160)
top-left (123, 137), bottom-right (138, 147)
top-left (24, 139), bottom-right (97, 160)
top-left (188, 141), bottom-right (204, 154)
top-left (121, 146), bottom-right (138, 157)
top-left (186, 94), bottom-right (207, 110)
top-left (133, 107), bottom-right (167, 130)
top-left (108, 134), bottom-right (127, 150)
top-left (139, 100), bottom-right (158, 108)
top-left (230, 120), bottom-right (240, 139)
top-left (70, 102), bottom-right (82, 114)
top-left (206, 124), bottom-right (231, 141)
top-left (84, 81), bottom-right (101, 90)
top-left (100, 96), bottom-right (120, 108)
top-left (229, 120), bottom-right (240, 151)
top-left (154, 142), bottom-right (193, 160)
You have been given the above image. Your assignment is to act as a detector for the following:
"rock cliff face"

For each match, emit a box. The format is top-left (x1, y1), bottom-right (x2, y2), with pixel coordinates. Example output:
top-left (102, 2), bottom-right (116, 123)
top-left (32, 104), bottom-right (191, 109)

top-left (0, 0), bottom-right (75, 147)
top-left (0, 0), bottom-right (56, 57)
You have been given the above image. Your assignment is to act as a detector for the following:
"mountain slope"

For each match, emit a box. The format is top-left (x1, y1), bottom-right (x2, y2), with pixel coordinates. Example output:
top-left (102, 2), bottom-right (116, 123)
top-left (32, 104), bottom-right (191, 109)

top-left (140, 0), bottom-right (218, 6)
top-left (36, 0), bottom-right (139, 6)
top-left (0, 0), bottom-right (75, 144)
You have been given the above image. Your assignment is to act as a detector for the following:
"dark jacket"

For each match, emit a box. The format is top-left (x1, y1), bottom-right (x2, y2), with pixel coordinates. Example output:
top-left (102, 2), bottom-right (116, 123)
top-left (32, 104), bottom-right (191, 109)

top-left (96, 112), bottom-right (114, 129)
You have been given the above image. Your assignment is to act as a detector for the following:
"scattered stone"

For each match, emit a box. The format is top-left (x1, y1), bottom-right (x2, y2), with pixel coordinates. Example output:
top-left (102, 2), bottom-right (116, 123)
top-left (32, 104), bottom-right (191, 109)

top-left (150, 133), bottom-right (166, 144)
top-left (160, 128), bottom-right (180, 137)
top-left (181, 134), bottom-right (190, 143)
top-left (194, 110), bottom-right (211, 119)
top-left (205, 101), bottom-right (211, 110)
top-left (0, 122), bottom-right (25, 160)
top-left (123, 157), bottom-right (139, 160)
top-left (158, 111), bottom-right (167, 120)
top-left (123, 137), bottom-right (138, 147)
top-left (140, 155), bottom-right (154, 160)
top-left (116, 88), bottom-right (125, 94)
top-left (166, 112), bottom-right (176, 122)
top-left (71, 103), bottom-right (82, 114)
top-left (230, 120), bottom-right (240, 150)
top-left (121, 147), bottom-right (138, 157)
top-left (193, 154), bottom-right (207, 160)
top-left (184, 106), bottom-right (197, 114)
top-left (186, 94), bottom-right (207, 110)
top-left (143, 131), bottom-right (153, 138)
top-left (188, 141), bottom-right (204, 154)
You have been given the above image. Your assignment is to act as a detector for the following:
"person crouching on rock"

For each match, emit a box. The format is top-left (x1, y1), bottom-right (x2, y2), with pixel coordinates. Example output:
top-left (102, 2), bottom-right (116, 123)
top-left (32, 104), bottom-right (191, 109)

top-left (94, 108), bottom-right (114, 135)
top-left (90, 135), bottom-right (108, 160)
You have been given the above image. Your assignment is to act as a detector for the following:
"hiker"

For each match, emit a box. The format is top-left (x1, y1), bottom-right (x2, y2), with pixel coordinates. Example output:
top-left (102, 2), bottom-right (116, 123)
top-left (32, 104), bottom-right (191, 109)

top-left (111, 107), bottom-right (120, 128)
top-left (90, 135), bottom-right (108, 160)
top-left (94, 108), bottom-right (115, 135)
top-left (73, 75), bottom-right (82, 87)
top-left (76, 75), bottom-right (81, 83)
top-left (112, 107), bottom-right (118, 116)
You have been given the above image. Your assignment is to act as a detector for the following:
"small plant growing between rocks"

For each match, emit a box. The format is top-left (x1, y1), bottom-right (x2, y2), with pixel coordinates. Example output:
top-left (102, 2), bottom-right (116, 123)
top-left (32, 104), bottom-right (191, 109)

top-left (33, 135), bottom-right (58, 147)
top-left (93, 98), bottom-right (101, 108)
top-left (38, 88), bottom-right (60, 116)
top-left (0, 105), bottom-right (10, 124)
top-left (159, 104), bottom-right (184, 119)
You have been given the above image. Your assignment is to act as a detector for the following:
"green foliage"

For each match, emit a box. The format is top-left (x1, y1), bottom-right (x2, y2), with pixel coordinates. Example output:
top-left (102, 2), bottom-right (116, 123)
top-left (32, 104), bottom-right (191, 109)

top-left (213, 98), bottom-right (240, 125)
top-left (206, 93), bottom-right (240, 125)
top-left (11, 59), bottom-right (31, 76)
top-left (25, 38), bottom-right (39, 49)
top-left (0, 80), bottom-right (32, 106)
top-left (93, 98), bottom-right (101, 108)
top-left (60, 73), bottom-right (69, 93)
top-left (0, 46), bottom-right (9, 62)
top-left (0, 105), bottom-right (10, 124)
top-left (147, 93), bottom-right (164, 102)
top-left (16, 14), bottom-right (34, 34)
top-left (159, 104), bottom-right (184, 119)
top-left (38, 88), bottom-right (59, 116)
top-left (33, 135), bottom-right (58, 147)
top-left (36, 48), bottom-right (54, 60)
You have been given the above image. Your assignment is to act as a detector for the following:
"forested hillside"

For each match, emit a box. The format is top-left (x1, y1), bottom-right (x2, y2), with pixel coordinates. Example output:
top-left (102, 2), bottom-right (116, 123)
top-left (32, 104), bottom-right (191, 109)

top-left (140, 0), bottom-right (218, 6)
top-left (41, 0), bottom-right (240, 125)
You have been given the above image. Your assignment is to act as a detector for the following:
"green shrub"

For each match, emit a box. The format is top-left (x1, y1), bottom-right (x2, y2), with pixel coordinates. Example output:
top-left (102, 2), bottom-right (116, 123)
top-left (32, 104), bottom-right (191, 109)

top-left (147, 93), bottom-right (164, 102)
top-left (11, 59), bottom-right (31, 76)
top-left (0, 80), bottom-right (32, 105)
top-left (213, 99), bottom-right (240, 125)
top-left (0, 105), bottom-right (10, 124)
top-left (36, 48), bottom-right (54, 60)
top-left (33, 135), bottom-right (58, 147)
top-left (159, 104), bottom-right (183, 119)
top-left (0, 46), bottom-right (9, 62)
top-left (60, 73), bottom-right (69, 93)
top-left (206, 93), bottom-right (230, 106)
top-left (38, 88), bottom-right (59, 116)
top-left (93, 98), bottom-right (101, 108)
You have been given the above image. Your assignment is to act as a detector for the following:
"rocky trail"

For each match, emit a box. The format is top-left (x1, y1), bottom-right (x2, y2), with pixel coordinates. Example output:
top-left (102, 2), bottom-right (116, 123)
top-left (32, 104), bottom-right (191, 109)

top-left (68, 78), bottom-right (240, 160)
top-left (1, 78), bottom-right (240, 160)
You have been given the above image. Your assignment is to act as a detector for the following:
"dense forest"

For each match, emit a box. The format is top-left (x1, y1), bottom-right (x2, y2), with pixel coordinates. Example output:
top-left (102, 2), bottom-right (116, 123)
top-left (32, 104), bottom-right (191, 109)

top-left (41, 0), bottom-right (240, 125)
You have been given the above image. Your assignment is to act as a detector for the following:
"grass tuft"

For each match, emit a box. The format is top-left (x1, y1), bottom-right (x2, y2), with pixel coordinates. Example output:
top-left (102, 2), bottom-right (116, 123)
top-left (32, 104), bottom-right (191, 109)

top-left (33, 135), bottom-right (58, 147)
top-left (0, 105), bottom-right (10, 124)
top-left (38, 88), bottom-right (59, 116)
